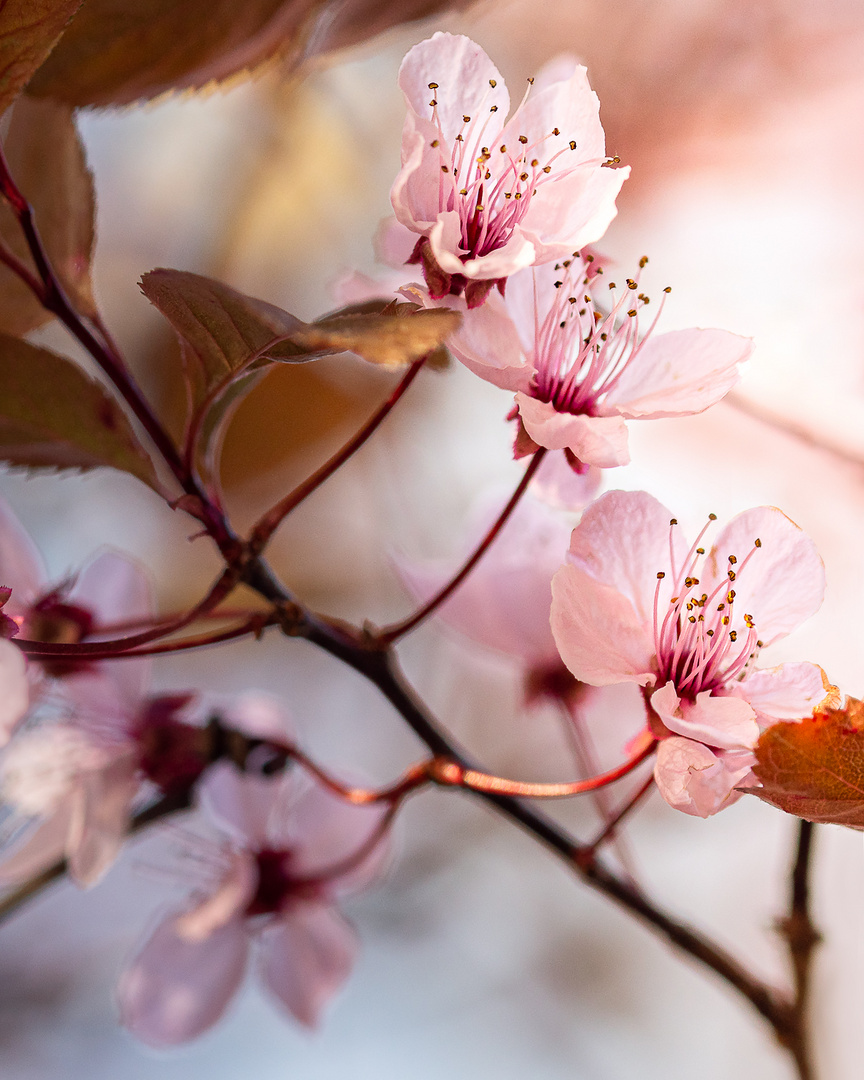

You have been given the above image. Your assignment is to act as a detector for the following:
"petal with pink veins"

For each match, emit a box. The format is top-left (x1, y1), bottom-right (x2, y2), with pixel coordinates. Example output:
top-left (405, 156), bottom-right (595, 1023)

top-left (605, 329), bottom-right (751, 419)
top-left (118, 911), bottom-right (249, 1047)
top-left (448, 298), bottom-right (532, 391)
top-left (551, 564), bottom-right (656, 686)
top-left (651, 683), bottom-right (759, 751)
top-left (654, 737), bottom-right (754, 817)
top-left (259, 902), bottom-right (357, 1028)
top-left (515, 394), bottom-right (630, 465)
top-left (565, 490), bottom-right (685, 628)
top-left (705, 507), bottom-right (825, 646)
top-left (520, 165), bottom-right (628, 262)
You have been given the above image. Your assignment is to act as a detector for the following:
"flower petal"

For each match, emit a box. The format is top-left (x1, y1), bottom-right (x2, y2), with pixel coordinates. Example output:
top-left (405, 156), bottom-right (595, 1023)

top-left (606, 328), bottom-right (751, 419)
top-left (175, 850), bottom-right (258, 942)
top-left (198, 762), bottom-right (282, 850)
top-left (118, 911), bottom-right (249, 1047)
top-left (0, 803), bottom-right (72, 883)
top-left (0, 640), bottom-right (28, 745)
top-left (706, 506), bottom-right (825, 646)
top-left (550, 563), bottom-right (656, 686)
top-left (565, 489), bottom-right (685, 628)
top-left (259, 903), bottom-right (357, 1028)
top-left (515, 393), bottom-right (630, 465)
top-left (729, 662), bottom-right (833, 727)
top-left (651, 683), bottom-right (759, 750)
top-left (448, 297), bottom-right (532, 391)
top-left (68, 753), bottom-right (138, 887)
top-left (0, 497), bottom-right (44, 610)
top-left (654, 737), bottom-right (754, 817)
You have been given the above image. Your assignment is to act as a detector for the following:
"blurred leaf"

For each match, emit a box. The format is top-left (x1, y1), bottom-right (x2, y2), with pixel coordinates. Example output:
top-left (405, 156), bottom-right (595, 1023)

top-left (0, 335), bottom-right (163, 491)
top-left (0, 95), bottom-right (95, 336)
top-left (25, 0), bottom-right (471, 107)
top-left (298, 306), bottom-right (460, 369)
top-left (749, 698), bottom-right (864, 827)
top-left (0, 0), bottom-right (82, 115)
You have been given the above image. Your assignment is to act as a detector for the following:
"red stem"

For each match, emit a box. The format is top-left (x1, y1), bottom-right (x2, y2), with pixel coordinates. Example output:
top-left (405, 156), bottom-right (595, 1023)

top-left (378, 447), bottom-right (547, 643)
top-left (248, 357), bottom-right (427, 554)
top-left (430, 729), bottom-right (656, 799)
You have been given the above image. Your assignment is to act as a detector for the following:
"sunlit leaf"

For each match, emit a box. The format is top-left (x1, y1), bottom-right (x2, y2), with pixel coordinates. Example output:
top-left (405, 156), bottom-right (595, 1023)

top-left (0, 96), bottom-right (95, 336)
top-left (748, 697), bottom-right (864, 827)
top-left (0, 335), bottom-right (163, 491)
top-left (299, 306), bottom-right (460, 369)
top-left (26, 0), bottom-right (471, 107)
top-left (0, 0), bottom-right (82, 115)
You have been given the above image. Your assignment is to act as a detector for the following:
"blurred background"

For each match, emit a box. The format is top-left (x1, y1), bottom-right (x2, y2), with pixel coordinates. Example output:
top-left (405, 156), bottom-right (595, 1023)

top-left (3, 0), bottom-right (864, 1076)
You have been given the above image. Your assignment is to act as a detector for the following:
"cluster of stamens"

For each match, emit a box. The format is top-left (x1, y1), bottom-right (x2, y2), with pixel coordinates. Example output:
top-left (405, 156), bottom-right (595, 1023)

top-left (531, 254), bottom-right (669, 414)
top-left (426, 77), bottom-right (609, 260)
top-left (652, 516), bottom-right (764, 697)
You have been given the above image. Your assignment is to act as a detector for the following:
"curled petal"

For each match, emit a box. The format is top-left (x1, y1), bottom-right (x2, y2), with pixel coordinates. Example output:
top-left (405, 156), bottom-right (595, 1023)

top-left (551, 564), bottom-right (656, 686)
top-left (260, 903), bottom-right (358, 1028)
top-left (651, 683), bottom-right (759, 751)
top-left (448, 297), bottom-right (532, 391)
top-left (706, 506), bottom-right (825, 646)
top-left (118, 911), bottom-right (249, 1047)
top-left (515, 394), bottom-right (630, 466)
top-left (654, 737), bottom-right (754, 817)
top-left (730, 662), bottom-right (835, 727)
top-left (606, 328), bottom-right (751, 419)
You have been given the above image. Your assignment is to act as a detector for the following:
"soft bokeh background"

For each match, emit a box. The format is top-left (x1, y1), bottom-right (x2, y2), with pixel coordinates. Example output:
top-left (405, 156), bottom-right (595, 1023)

top-left (4, 1), bottom-right (864, 1076)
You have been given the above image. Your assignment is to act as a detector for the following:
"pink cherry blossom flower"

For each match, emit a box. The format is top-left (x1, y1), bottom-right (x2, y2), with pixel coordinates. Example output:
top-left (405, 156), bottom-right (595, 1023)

top-left (550, 490), bottom-right (834, 816)
top-left (391, 33), bottom-right (628, 307)
top-left (449, 256), bottom-right (753, 466)
top-left (117, 762), bottom-right (388, 1046)
top-left (0, 689), bottom-right (293, 887)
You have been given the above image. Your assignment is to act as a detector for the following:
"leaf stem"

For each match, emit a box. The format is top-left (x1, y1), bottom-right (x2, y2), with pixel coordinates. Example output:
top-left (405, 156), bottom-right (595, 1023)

top-left (377, 447), bottom-right (546, 643)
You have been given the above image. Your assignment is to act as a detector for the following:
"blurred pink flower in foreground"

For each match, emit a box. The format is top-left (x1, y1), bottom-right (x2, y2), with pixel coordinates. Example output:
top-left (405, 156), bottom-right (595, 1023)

top-left (118, 763), bottom-right (388, 1046)
top-left (449, 257), bottom-right (752, 465)
top-left (550, 490), bottom-right (833, 816)
top-left (390, 32), bottom-right (628, 307)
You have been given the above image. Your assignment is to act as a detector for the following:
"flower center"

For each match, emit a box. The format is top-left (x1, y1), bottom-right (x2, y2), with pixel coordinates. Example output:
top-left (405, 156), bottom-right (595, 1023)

top-left (531, 255), bottom-right (668, 415)
top-left (652, 517), bottom-right (764, 698)
top-left (245, 848), bottom-right (321, 916)
top-left (24, 590), bottom-right (95, 677)
top-left (425, 77), bottom-right (593, 261)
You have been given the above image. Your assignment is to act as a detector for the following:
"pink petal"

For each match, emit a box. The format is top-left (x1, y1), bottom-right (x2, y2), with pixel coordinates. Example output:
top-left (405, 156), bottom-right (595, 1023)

top-left (374, 216), bottom-right (421, 268)
top-left (118, 911), bottom-right (249, 1047)
top-left (521, 165), bottom-right (629, 262)
top-left (220, 692), bottom-right (294, 745)
top-left (0, 803), bottom-right (72, 883)
top-left (651, 683), bottom-right (759, 751)
top-left (729, 662), bottom-right (833, 727)
top-left (259, 902), bottom-right (357, 1028)
top-left (0, 641), bottom-right (28, 745)
top-left (397, 34), bottom-right (510, 150)
top-left (67, 754), bottom-right (138, 887)
top-left (515, 394), bottom-right (630, 465)
top-left (606, 329), bottom-right (751, 419)
top-left (706, 506), bottom-right (825, 646)
top-left (198, 762), bottom-right (282, 849)
top-left (550, 564), bottom-right (656, 686)
top-left (438, 228), bottom-right (536, 282)
top-left (175, 850), bottom-right (258, 942)
top-left (447, 297), bottom-right (532, 391)
top-left (565, 489), bottom-right (685, 628)
top-left (0, 497), bottom-right (45, 610)
top-left (530, 453), bottom-right (603, 511)
top-left (286, 780), bottom-right (390, 894)
top-left (654, 737), bottom-right (754, 818)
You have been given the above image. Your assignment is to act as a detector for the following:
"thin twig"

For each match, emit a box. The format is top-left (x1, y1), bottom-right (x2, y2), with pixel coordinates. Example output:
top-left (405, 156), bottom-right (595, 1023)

top-left (377, 447), bottom-right (547, 643)
top-left (248, 357), bottom-right (427, 555)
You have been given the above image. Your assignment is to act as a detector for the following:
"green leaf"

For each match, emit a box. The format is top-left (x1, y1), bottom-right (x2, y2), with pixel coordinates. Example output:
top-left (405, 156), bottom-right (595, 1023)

top-left (0, 96), bottom-right (95, 336)
top-left (0, 0), bottom-right (82, 115)
top-left (25, 0), bottom-right (469, 107)
top-left (0, 335), bottom-right (163, 491)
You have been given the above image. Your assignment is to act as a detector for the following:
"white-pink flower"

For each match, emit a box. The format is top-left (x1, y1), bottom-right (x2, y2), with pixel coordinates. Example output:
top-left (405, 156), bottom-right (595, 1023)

top-left (449, 256), bottom-right (752, 466)
top-left (391, 33), bottom-right (628, 307)
top-left (550, 490), bottom-right (833, 816)
top-left (117, 763), bottom-right (388, 1046)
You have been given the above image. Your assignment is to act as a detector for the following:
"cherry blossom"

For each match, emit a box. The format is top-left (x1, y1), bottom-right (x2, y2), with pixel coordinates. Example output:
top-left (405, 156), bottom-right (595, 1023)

top-left (117, 763), bottom-right (388, 1046)
top-left (0, 689), bottom-right (293, 887)
top-left (448, 256), bottom-right (752, 465)
top-left (391, 33), bottom-right (628, 307)
top-left (550, 490), bottom-right (834, 816)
